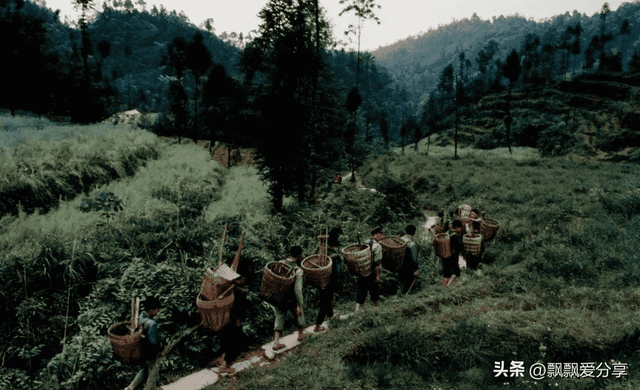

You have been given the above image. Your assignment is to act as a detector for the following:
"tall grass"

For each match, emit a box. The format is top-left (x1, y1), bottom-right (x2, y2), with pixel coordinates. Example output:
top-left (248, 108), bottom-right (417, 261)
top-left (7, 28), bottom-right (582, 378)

top-left (0, 120), bottom-right (161, 216)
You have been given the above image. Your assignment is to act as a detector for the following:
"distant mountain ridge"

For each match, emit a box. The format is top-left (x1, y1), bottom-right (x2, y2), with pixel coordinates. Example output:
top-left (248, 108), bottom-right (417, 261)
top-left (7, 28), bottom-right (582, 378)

top-left (372, 1), bottom-right (640, 103)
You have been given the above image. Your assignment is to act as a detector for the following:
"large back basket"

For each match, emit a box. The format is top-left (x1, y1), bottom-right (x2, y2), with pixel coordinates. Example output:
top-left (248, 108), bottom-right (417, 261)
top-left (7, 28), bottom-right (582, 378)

top-left (433, 233), bottom-right (451, 259)
top-left (259, 261), bottom-right (295, 305)
top-left (341, 244), bottom-right (372, 278)
top-left (379, 236), bottom-right (406, 271)
top-left (463, 233), bottom-right (483, 256)
top-left (481, 218), bottom-right (500, 242)
top-left (197, 285), bottom-right (235, 331)
top-left (301, 255), bottom-right (332, 289)
top-left (458, 204), bottom-right (472, 219)
top-left (107, 322), bottom-right (144, 364)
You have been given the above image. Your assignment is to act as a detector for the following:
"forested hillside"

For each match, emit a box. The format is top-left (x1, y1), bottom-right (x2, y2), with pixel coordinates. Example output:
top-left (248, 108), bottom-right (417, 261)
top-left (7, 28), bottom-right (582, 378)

top-left (373, 1), bottom-right (640, 103)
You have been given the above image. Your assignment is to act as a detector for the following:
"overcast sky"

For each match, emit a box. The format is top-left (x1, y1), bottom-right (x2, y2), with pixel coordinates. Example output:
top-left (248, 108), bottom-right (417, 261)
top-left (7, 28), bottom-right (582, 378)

top-left (45, 0), bottom-right (629, 51)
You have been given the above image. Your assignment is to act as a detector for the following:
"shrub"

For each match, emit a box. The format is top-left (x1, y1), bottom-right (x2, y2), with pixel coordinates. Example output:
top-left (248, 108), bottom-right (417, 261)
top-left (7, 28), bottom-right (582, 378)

top-left (537, 119), bottom-right (578, 156)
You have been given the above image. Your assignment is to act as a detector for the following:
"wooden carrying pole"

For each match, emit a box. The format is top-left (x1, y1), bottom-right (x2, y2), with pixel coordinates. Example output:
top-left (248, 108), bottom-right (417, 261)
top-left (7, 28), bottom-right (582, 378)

top-left (231, 232), bottom-right (245, 271)
top-left (218, 224), bottom-right (229, 266)
top-left (130, 297), bottom-right (140, 335)
top-left (319, 228), bottom-right (328, 258)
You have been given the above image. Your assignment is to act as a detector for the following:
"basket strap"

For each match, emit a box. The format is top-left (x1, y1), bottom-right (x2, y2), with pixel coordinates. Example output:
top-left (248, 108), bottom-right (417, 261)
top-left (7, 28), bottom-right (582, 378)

top-left (219, 284), bottom-right (235, 299)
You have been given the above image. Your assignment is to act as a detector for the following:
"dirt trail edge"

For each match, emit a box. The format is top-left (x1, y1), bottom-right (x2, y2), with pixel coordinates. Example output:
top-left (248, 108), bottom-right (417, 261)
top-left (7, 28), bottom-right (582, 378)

top-left (160, 314), bottom-right (354, 390)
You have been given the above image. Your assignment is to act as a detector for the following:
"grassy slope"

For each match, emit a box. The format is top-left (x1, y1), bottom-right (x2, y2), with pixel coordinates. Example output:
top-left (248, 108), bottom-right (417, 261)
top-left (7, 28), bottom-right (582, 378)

top-left (0, 114), bottom-right (161, 216)
top-left (208, 152), bottom-right (640, 390)
top-left (1, 120), bottom-right (639, 389)
top-left (429, 74), bottom-right (640, 162)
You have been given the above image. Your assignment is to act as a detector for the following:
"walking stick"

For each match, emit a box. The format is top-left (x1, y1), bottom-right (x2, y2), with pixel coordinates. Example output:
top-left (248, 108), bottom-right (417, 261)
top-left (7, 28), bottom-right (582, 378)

top-left (405, 279), bottom-right (416, 296)
top-left (143, 323), bottom-right (203, 390)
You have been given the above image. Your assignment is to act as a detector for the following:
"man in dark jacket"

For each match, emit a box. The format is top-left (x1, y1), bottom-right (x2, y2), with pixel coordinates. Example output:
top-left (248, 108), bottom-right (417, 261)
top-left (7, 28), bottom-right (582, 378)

top-left (355, 227), bottom-right (383, 312)
top-left (218, 276), bottom-right (248, 374)
top-left (315, 228), bottom-right (343, 332)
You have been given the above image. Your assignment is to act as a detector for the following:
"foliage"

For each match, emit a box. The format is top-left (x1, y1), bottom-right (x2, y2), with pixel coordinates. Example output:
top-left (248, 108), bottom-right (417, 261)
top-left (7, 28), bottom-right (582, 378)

top-left (0, 122), bottom-right (160, 216)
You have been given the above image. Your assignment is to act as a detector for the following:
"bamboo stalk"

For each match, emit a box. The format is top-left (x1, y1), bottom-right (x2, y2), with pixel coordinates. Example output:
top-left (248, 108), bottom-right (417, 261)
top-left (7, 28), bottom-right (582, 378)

top-left (218, 224), bottom-right (228, 266)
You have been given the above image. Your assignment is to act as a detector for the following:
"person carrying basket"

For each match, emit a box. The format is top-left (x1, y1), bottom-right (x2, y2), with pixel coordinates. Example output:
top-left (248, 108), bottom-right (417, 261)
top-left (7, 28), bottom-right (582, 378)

top-left (398, 224), bottom-right (420, 295)
top-left (442, 221), bottom-right (463, 288)
top-left (315, 228), bottom-right (343, 332)
top-left (217, 275), bottom-right (248, 374)
top-left (273, 246), bottom-right (307, 350)
top-left (124, 297), bottom-right (162, 390)
top-left (355, 227), bottom-right (383, 312)
top-left (465, 208), bottom-right (486, 273)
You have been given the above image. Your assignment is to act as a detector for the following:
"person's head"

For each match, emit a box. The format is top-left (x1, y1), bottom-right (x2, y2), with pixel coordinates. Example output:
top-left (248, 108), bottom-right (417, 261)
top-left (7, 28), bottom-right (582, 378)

top-left (334, 174), bottom-right (342, 184)
top-left (451, 220), bottom-right (462, 233)
top-left (143, 297), bottom-right (161, 317)
top-left (290, 245), bottom-right (303, 261)
top-left (470, 208), bottom-right (480, 219)
top-left (405, 224), bottom-right (416, 236)
top-left (328, 227), bottom-right (341, 248)
top-left (437, 211), bottom-right (444, 219)
top-left (371, 226), bottom-right (384, 241)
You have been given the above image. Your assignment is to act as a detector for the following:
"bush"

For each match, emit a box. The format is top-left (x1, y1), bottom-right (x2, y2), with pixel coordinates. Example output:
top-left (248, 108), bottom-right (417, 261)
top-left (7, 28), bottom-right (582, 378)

top-left (537, 119), bottom-right (578, 156)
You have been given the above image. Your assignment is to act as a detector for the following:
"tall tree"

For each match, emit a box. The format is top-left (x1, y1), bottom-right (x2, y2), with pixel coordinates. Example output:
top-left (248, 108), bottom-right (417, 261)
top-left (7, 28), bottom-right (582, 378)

top-left (570, 23), bottom-right (582, 74)
top-left (599, 2), bottom-right (612, 67)
top-left (186, 32), bottom-right (213, 143)
top-left (338, 0), bottom-right (381, 85)
top-left (241, 0), bottom-right (343, 211)
top-left (503, 49), bottom-right (521, 155)
top-left (339, 0), bottom-right (381, 182)
top-left (476, 39), bottom-right (499, 89)
top-left (620, 19), bottom-right (631, 68)
top-left (455, 52), bottom-right (466, 159)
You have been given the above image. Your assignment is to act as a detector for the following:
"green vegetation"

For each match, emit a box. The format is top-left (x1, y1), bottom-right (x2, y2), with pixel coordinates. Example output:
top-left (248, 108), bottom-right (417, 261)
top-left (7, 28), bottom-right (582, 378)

top-left (0, 118), bottom-right (639, 389)
top-left (0, 114), bottom-right (161, 216)
top-left (209, 151), bottom-right (640, 390)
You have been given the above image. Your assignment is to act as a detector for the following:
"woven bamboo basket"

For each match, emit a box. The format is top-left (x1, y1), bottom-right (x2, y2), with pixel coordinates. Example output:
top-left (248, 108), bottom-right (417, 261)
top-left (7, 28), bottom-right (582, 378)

top-left (301, 254), bottom-right (332, 289)
top-left (463, 233), bottom-right (483, 255)
top-left (199, 266), bottom-right (234, 301)
top-left (379, 236), bottom-right (406, 271)
top-left (107, 322), bottom-right (144, 364)
top-left (481, 218), bottom-right (500, 242)
top-left (341, 244), bottom-right (372, 277)
top-left (458, 204), bottom-right (472, 219)
top-left (259, 261), bottom-right (295, 305)
top-left (433, 233), bottom-right (451, 259)
top-left (197, 286), bottom-right (235, 331)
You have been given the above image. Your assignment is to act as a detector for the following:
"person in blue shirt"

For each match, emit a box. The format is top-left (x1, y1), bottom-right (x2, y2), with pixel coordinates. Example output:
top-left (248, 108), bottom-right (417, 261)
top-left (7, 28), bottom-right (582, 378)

top-left (125, 297), bottom-right (161, 390)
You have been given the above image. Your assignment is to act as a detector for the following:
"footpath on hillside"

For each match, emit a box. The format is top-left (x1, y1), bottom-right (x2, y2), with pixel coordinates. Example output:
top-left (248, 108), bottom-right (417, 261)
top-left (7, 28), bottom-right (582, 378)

top-left (156, 214), bottom-right (452, 390)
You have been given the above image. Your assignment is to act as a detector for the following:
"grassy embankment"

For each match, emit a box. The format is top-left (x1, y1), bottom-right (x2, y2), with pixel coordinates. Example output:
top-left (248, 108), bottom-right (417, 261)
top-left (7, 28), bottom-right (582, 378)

top-left (0, 114), bottom-right (161, 216)
top-left (209, 151), bottom-right (640, 390)
top-left (1, 117), bottom-right (639, 389)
